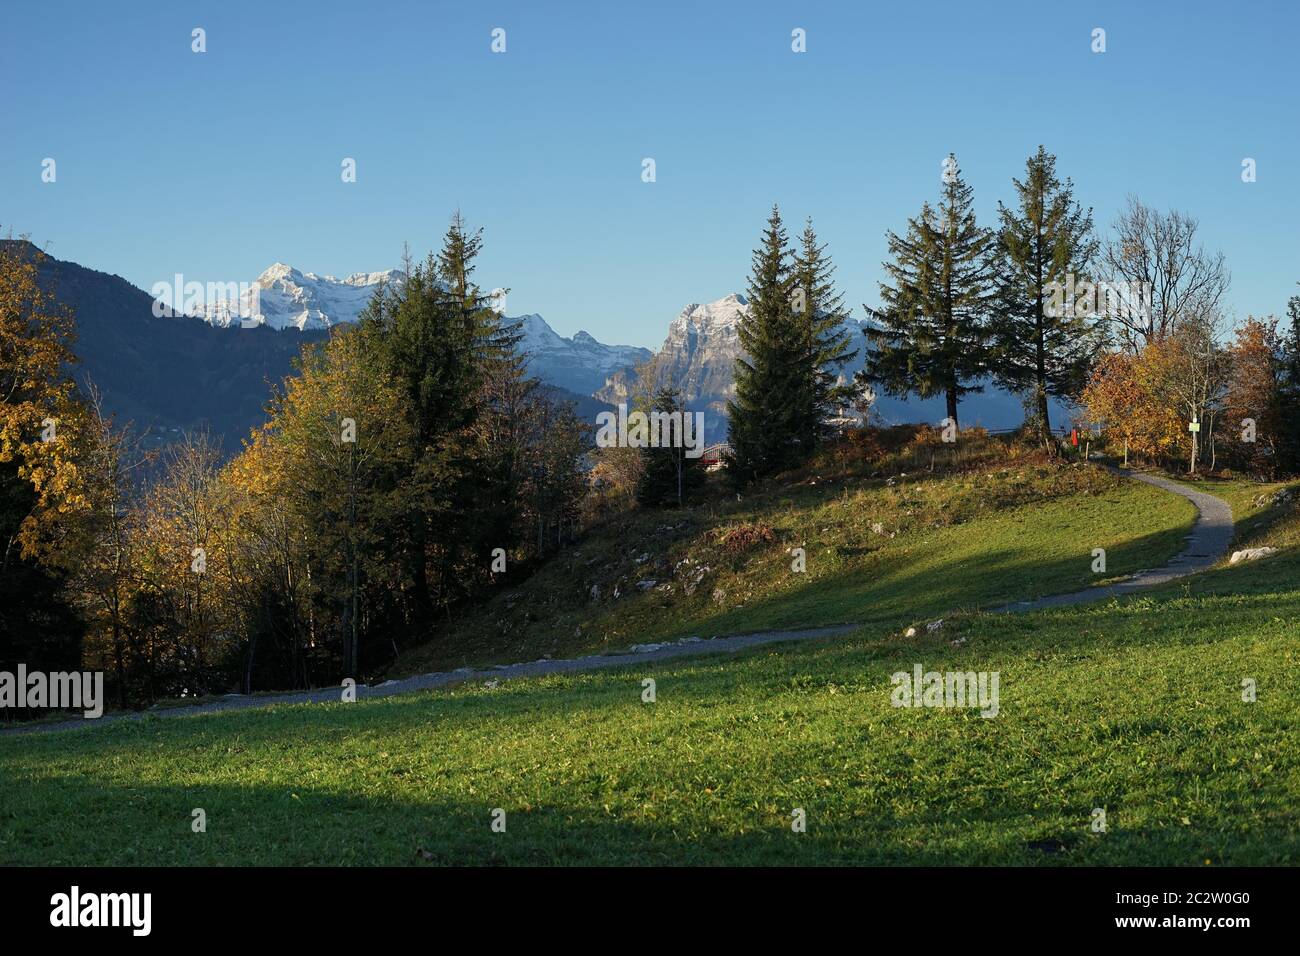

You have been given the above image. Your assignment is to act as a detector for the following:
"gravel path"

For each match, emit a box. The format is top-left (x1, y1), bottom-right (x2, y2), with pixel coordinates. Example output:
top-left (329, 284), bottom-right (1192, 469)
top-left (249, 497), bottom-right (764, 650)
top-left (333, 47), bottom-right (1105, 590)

top-left (3, 625), bottom-right (860, 736)
top-left (5, 468), bottom-right (1233, 736)
top-left (990, 468), bottom-right (1234, 612)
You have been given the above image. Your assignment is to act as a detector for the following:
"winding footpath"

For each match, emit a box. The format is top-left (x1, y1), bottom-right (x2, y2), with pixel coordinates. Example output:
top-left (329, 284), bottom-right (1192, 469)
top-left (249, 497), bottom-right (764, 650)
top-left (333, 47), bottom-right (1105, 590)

top-left (4, 468), bottom-right (1234, 736)
top-left (992, 468), bottom-right (1235, 612)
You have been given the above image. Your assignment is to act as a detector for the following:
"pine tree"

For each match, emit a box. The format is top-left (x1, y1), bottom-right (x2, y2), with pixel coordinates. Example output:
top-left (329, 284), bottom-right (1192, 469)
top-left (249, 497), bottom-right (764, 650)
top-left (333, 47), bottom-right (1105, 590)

top-left (636, 387), bottom-right (702, 507)
top-left (361, 214), bottom-right (523, 624)
top-left (990, 146), bottom-right (1099, 446)
top-left (435, 214), bottom-right (532, 598)
top-left (524, 395), bottom-right (588, 552)
top-left (863, 154), bottom-right (996, 429)
top-left (791, 219), bottom-right (857, 442)
top-left (727, 206), bottom-right (805, 484)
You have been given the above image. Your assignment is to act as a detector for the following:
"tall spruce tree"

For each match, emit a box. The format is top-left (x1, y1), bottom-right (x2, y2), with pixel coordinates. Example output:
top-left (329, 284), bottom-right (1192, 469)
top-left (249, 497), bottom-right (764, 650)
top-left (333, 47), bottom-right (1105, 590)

top-left (361, 215), bottom-right (523, 623)
top-left (435, 215), bottom-right (530, 602)
top-left (864, 154), bottom-right (996, 429)
top-left (990, 146), bottom-right (1099, 446)
top-left (791, 219), bottom-right (857, 442)
top-left (727, 206), bottom-right (805, 484)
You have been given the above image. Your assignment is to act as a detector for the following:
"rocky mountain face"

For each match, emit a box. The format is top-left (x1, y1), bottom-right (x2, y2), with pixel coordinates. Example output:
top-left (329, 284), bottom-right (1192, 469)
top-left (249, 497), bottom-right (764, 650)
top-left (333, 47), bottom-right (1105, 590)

top-left (597, 293), bottom-right (875, 442)
top-left (515, 314), bottom-right (651, 396)
top-left (596, 294), bottom-right (751, 442)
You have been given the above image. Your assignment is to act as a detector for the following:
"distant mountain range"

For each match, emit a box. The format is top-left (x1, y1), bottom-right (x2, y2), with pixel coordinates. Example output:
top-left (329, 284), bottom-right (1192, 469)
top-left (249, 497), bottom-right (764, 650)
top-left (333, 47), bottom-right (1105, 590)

top-left (515, 314), bottom-right (651, 395)
top-left (11, 242), bottom-right (1058, 456)
top-left (5, 240), bottom-right (330, 454)
top-left (194, 263), bottom-right (652, 396)
top-left (9, 244), bottom-right (642, 453)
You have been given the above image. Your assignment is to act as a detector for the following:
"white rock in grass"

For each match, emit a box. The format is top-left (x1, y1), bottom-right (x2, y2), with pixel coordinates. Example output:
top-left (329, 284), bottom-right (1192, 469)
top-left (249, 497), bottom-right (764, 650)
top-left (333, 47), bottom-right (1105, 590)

top-left (904, 626), bottom-right (918, 638)
top-left (1230, 547), bottom-right (1279, 564)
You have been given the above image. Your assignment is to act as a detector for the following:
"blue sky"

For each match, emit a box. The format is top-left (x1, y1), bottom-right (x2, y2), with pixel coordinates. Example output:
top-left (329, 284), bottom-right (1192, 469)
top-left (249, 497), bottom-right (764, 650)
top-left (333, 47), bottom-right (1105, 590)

top-left (3, 0), bottom-right (1297, 348)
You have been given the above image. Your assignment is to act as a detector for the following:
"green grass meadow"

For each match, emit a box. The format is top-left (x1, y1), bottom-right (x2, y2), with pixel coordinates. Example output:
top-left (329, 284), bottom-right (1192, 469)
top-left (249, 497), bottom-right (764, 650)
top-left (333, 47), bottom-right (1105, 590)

top-left (2, 456), bottom-right (1296, 866)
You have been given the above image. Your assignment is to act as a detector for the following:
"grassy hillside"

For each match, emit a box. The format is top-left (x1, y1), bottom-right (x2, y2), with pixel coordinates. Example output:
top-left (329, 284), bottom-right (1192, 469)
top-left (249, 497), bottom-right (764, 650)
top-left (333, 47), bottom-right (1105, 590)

top-left (3, 439), bottom-right (1296, 866)
top-left (395, 438), bottom-right (1196, 675)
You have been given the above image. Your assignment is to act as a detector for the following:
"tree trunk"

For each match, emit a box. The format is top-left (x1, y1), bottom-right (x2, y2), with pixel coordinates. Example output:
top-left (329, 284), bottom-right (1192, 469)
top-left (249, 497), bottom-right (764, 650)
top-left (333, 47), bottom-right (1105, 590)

top-left (112, 619), bottom-right (126, 709)
top-left (243, 631), bottom-right (258, 695)
top-left (1037, 385), bottom-right (1052, 448)
top-left (409, 522), bottom-right (433, 625)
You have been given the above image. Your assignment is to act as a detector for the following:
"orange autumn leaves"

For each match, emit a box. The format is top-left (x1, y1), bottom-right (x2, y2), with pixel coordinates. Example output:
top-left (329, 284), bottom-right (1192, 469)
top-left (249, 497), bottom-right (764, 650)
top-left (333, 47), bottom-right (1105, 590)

top-left (1082, 317), bottom-right (1285, 472)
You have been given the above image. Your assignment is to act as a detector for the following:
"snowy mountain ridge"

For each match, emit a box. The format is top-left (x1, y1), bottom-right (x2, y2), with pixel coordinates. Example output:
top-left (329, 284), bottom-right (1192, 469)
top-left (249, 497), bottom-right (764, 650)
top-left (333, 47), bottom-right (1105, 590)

top-left (193, 263), bottom-right (651, 395)
top-left (197, 262), bottom-right (404, 330)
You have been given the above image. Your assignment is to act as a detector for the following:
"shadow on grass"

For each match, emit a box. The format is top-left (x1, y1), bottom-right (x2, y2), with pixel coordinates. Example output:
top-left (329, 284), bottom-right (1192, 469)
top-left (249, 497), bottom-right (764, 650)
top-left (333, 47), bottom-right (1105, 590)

top-left (3, 772), bottom-right (1294, 867)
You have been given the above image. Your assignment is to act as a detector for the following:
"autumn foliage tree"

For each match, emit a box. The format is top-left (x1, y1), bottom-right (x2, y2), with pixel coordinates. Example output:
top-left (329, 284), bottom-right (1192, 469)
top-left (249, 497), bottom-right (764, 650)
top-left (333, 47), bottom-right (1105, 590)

top-left (1081, 349), bottom-right (1182, 465)
top-left (1080, 313), bottom-right (1290, 476)
top-left (1222, 317), bottom-right (1285, 477)
top-left (0, 241), bottom-right (93, 706)
top-left (0, 242), bottom-right (91, 565)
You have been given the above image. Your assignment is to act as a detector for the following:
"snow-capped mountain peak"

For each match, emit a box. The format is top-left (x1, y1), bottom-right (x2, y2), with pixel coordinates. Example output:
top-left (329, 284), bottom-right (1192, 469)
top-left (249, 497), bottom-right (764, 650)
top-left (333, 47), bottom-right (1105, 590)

top-left (256, 262), bottom-right (299, 284)
top-left (193, 263), bottom-right (650, 394)
top-left (195, 262), bottom-right (402, 330)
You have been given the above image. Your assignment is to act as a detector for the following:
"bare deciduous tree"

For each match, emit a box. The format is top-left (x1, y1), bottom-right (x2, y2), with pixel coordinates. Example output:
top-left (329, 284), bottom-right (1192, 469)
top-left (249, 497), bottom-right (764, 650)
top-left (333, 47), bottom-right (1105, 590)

top-left (1156, 310), bottom-right (1229, 474)
top-left (1100, 196), bottom-right (1230, 352)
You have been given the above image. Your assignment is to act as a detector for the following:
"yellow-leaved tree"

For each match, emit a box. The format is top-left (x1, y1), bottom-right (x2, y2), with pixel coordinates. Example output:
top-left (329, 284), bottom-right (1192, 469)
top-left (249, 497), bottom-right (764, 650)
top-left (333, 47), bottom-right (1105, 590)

top-left (0, 240), bottom-right (92, 566)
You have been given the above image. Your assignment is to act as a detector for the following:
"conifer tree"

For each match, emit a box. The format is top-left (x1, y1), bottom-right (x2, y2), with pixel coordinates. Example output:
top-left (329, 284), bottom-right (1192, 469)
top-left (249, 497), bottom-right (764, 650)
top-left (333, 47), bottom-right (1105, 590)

top-left (361, 215), bottom-right (524, 623)
top-left (791, 219), bottom-right (856, 443)
top-left (990, 146), bottom-right (1099, 446)
top-left (863, 154), bottom-right (996, 429)
top-left (636, 387), bottom-right (701, 507)
top-left (727, 206), bottom-right (805, 484)
top-left (435, 215), bottom-right (530, 602)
